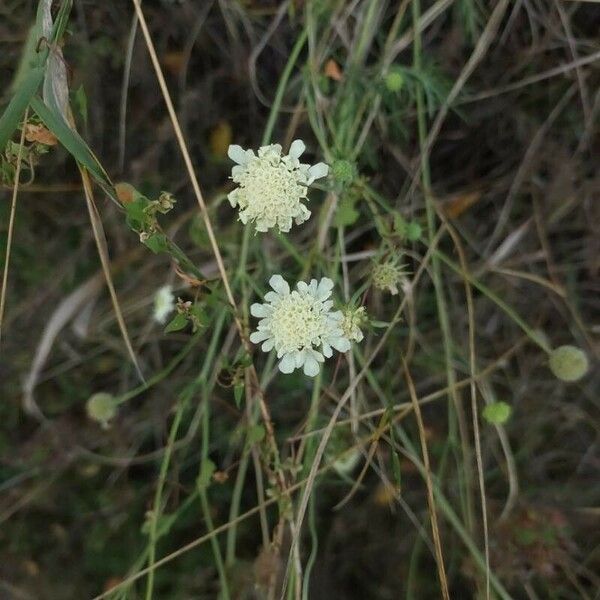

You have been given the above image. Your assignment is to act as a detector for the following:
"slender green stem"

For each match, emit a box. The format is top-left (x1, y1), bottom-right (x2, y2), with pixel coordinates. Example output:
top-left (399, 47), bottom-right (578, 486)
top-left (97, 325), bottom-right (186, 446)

top-left (411, 0), bottom-right (474, 533)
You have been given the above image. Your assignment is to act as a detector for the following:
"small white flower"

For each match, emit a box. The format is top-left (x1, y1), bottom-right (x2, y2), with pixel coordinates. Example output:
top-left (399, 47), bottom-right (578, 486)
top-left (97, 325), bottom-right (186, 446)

top-left (227, 140), bottom-right (329, 233)
top-left (250, 275), bottom-right (351, 376)
top-left (153, 285), bottom-right (175, 324)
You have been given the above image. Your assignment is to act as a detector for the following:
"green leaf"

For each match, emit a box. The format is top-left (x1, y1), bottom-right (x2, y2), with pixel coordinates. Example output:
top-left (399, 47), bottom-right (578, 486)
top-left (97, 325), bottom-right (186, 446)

top-left (482, 401), bottom-right (512, 425)
top-left (190, 304), bottom-right (208, 326)
top-left (0, 0), bottom-right (73, 150)
top-left (165, 313), bottom-right (188, 333)
top-left (30, 96), bottom-right (113, 194)
top-left (233, 382), bottom-right (244, 408)
top-left (197, 459), bottom-right (216, 490)
top-left (245, 424), bottom-right (265, 448)
top-left (143, 232), bottom-right (168, 254)
top-left (393, 213), bottom-right (407, 238)
top-left (0, 67), bottom-right (45, 151)
top-left (124, 196), bottom-right (149, 231)
top-left (72, 85), bottom-right (88, 126)
top-left (334, 195), bottom-right (360, 227)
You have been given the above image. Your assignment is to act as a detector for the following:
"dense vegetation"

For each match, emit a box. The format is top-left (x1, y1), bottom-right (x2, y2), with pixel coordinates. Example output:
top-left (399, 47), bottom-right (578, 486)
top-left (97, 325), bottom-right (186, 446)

top-left (1, 1), bottom-right (598, 598)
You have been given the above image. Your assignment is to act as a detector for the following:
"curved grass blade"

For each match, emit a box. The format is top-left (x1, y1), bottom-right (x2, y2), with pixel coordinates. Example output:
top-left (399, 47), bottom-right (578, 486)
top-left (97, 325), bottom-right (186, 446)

top-left (0, 0), bottom-right (73, 150)
top-left (30, 96), bottom-right (115, 198)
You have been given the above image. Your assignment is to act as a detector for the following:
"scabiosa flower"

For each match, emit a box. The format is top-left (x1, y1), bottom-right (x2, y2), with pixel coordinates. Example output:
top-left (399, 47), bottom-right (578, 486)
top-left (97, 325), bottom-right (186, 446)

top-left (153, 285), bottom-right (175, 324)
top-left (372, 256), bottom-right (408, 295)
top-left (227, 140), bottom-right (329, 233)
top-left (250, 275), bottom-right (351, 376)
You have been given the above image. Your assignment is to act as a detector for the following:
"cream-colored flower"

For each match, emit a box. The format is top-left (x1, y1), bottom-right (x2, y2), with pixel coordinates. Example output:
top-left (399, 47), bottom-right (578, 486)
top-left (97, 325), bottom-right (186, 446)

top-left (250, 275), bottom-right (351, 376)
top-left (153, 285), bottom-right (175, 324)
top-left (227, 140), bottom-right (328, 233)
top-left (341, 306), bottom-right (367, 342)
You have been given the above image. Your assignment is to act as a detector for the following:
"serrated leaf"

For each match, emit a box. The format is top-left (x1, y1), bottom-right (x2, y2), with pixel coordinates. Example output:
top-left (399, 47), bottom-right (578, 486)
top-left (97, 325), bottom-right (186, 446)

top-left (165, 313), bottom-right (188, 333)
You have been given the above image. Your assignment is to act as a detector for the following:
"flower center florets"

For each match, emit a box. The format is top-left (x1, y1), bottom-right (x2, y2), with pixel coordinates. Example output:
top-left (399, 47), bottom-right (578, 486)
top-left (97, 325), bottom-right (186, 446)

top-left (235, 157), bottom-right (305, 221)
top-left (269, 292), bottom-right (325, 353)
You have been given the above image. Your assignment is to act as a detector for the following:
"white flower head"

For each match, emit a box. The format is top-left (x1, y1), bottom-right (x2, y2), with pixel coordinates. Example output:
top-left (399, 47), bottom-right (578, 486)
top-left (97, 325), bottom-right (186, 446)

top-left (227, 140), bottom-right (329, 233)
top-left (250, 275), bottom-right (351, 377)
top-left (153, 285), bottom-right (175, 324)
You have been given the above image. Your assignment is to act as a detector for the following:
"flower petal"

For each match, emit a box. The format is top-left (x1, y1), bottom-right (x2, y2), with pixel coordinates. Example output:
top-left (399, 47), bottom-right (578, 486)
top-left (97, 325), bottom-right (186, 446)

top-left (227, 190), bottom-right (239, 207)
top-left (331, 336), bottom-right (351, 353)
top-left (250, 330), bottom-right (270, 344)
top-left (231, 165), bottom-right (245, 178)
top-left (289, 139), bottom-right (306, 160)
top-left (279, 353), bottom-right (296, 374)
top-left (228, 144), bottom-right (248, 165)
top-left (303, 355), bottom-right (320, 377)
top-left (317, 277), bottom-right (334, 300)
top-left (308, 162), bottom-right (329, 181)
top-left (261, 338), bottom-right (275, 352)
top-left (264, 291), bottom-right (280, 303)
top-left (295, 350), bottom-right (306, 368)
top-left (269, 274), bottom-right (290, 295)
top-left (250, 303), bottom-right (270, 317)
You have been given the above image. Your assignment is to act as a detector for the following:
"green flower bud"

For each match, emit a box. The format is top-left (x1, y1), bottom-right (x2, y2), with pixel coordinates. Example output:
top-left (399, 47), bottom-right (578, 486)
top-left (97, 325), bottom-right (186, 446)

top-left (86, 393), bottom-right (118, 428)
top-left (406, 222), bottom-right (422, 241)
top-left (331, 159), bottom-right (358, 186)
top-left (482, 401), bottom-right (512, 425)
top-left (385, 70), bottom-right (404, 93)
top-left (549, 345), bottom-right (589, 382)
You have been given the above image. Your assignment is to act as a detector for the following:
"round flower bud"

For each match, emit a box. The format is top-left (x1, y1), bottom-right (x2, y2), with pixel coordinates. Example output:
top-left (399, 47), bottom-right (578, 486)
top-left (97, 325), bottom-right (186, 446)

top-left (385, 70), bottom-right (404, 93)
top-left (482, 401), bottom-right (512, 425)
top-left (86, 393), bottom-right (118, 428)
top-left (331, 159), bottom-right (358, 187)
top-left (549, 345), bottom-right (589, 382)
top-left (406, 222), bottom-right (422, 241)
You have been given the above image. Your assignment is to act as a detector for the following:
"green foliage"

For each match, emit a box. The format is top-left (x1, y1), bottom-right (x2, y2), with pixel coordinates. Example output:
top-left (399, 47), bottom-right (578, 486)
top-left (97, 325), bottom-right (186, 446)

top-left (334, 193), bottom-right (360, 227)
top-left (196, 459), bottom-right (216, 490)
top-left (1, 3), bottom-right (594, 599)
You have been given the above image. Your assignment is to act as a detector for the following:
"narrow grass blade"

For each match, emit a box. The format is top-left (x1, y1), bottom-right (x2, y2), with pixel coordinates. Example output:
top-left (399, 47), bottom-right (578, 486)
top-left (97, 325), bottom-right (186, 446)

top-left (30, 96), bottom-right (114, 194)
